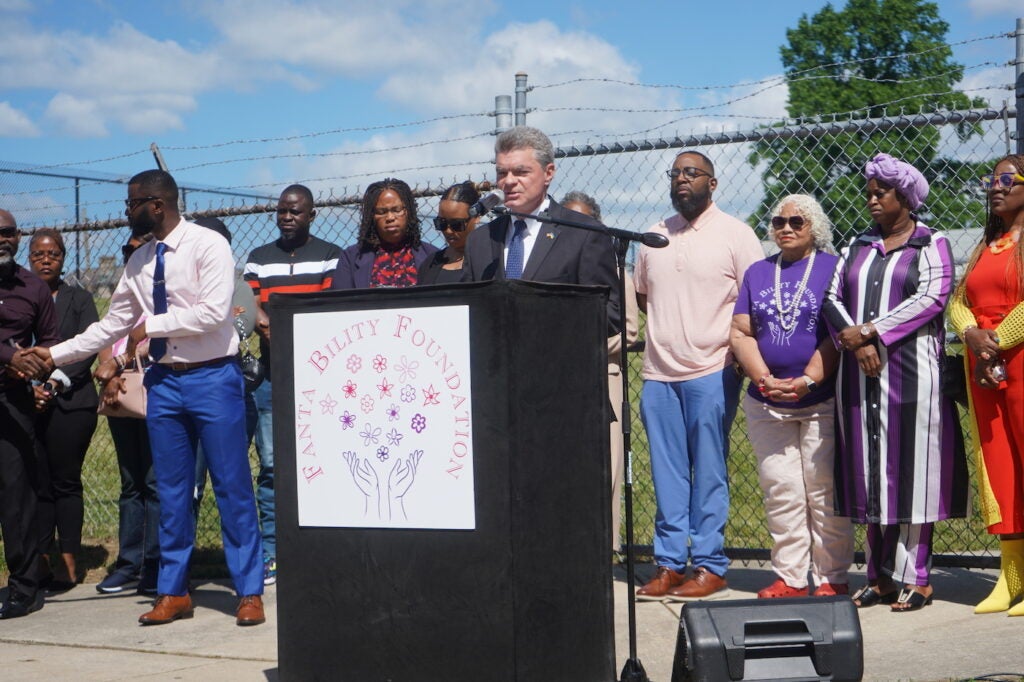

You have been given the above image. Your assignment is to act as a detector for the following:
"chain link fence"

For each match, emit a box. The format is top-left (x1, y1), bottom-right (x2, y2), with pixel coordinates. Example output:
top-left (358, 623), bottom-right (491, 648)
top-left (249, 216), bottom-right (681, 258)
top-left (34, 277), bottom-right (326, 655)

top-left (0, 105), bottom-right (1016, 573)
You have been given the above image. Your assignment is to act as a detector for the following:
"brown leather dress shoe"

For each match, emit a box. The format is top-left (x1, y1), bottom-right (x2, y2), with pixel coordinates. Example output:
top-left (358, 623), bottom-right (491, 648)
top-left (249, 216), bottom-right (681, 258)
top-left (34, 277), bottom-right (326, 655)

top-left (636, 566), bottom-right (687, 601)
top-left (236, 595), bottom-right (265, 626)
top-left (139, 594), bottom-right (193, 625)
top-left (666, 566), bottom-right (728, 601)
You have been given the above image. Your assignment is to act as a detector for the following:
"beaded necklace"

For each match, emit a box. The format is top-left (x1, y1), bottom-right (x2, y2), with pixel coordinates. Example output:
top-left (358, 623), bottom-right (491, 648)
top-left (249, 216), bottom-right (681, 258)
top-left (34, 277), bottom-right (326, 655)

top-left (989, 228), bottom-right (1020, 255)
top-left (773, 250), bottom-right (816, 332)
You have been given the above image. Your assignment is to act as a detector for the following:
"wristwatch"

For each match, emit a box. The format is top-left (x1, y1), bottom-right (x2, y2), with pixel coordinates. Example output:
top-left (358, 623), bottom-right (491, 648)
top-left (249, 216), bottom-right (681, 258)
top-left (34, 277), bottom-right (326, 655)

top-left (803, 376), bottom-right (818, 392)
top-left (860, 324), bottom-right (872, 338)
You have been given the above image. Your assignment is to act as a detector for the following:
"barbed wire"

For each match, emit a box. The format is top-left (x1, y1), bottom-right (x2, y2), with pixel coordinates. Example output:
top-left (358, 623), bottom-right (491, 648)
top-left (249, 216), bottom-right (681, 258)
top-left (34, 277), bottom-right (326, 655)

top-left (578, 88), bottom-right (1009, 141)
top-left (172, 131), bottom-right (495, 172)
top-left (161, 111), bottom-right (493, 152)
top-left (12, 149), bottom-right (151, 173)
top-left (530, 32), bottom-right (1010, 92)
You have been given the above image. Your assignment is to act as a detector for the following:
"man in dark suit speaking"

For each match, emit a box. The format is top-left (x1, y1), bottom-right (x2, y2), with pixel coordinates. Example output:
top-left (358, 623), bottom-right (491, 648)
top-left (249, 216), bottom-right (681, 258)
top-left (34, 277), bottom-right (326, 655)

top-left (462, 126), bottom-right (621, 334)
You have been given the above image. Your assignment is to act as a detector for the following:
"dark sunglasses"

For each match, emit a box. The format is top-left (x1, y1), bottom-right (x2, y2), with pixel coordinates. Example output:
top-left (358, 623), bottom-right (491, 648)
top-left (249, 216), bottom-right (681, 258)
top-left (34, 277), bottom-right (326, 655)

top-left (0, 226), bottom-right (19, 238)
top-left (124, 196), bottom-right (159, 211)
top-left (433, 217), bottom-right (470, 232)
top-left (770, 215), bottom-right (806, 230)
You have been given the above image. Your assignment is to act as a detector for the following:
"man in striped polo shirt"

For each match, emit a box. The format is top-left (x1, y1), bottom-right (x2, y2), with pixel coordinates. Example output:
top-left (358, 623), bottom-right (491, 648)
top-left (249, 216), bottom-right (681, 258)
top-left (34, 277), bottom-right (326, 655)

top-left (244, 184), bottom-right (341, 585)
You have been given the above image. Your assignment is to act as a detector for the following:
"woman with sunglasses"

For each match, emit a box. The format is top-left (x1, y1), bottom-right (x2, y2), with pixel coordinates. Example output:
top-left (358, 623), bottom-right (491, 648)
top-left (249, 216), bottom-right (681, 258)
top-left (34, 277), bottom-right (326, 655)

top-left (949, 154), bottom-right (1024, 615)
top-left (332, 178), bottom-right (436, 290)
top-left (26, 228), bottom-right (102, 591)
top-left (417, 181), bottom-right (482, 284)
top-left (824, 153), bottom-right (967, 612)
top-left (731, 194), bottom-right (853, 599)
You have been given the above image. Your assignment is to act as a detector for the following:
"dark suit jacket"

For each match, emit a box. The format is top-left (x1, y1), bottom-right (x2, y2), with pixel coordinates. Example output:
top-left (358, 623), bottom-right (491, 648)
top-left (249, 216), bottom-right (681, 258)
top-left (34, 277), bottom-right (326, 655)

top-left (331, 242), bottom-right (438, 290)
top-left (462, 199), bottom-right (621, 334)
top-left (51, 282), bottom-right (100, 412)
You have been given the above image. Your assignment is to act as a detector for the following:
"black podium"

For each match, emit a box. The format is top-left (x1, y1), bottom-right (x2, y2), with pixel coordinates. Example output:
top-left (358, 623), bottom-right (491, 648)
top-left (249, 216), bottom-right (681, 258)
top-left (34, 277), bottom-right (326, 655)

top-left (270, 280), bottom-right (615, 681)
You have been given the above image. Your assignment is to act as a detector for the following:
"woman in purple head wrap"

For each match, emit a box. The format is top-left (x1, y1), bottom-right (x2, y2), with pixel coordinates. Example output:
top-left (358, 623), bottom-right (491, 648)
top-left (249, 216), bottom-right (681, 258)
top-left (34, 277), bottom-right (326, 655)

top-left (822, 153), bottom-right (967, 612)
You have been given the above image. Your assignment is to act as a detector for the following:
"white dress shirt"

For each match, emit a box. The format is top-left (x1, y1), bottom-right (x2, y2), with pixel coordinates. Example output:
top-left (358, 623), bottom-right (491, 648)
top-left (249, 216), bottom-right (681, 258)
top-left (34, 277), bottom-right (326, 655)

top-left (51, 218), bottom-right (239, 366)
top-left (503, 197), bottom-right (550, 270)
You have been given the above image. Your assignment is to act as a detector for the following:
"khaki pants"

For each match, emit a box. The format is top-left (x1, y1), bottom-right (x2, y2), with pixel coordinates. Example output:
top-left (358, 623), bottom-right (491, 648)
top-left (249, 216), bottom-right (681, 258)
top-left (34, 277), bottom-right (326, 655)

top-left (744, 394), bottom-right (853, 588)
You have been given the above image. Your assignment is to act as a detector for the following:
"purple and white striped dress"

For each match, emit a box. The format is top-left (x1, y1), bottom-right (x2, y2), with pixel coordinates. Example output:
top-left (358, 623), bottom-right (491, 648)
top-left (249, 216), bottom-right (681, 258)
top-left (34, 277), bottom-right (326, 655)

top-left (823, 223), bottom-right (967, 525)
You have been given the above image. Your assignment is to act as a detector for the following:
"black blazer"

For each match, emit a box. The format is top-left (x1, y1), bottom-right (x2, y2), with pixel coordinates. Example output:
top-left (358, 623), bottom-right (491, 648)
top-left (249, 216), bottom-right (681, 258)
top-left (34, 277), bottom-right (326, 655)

top-left (462, 199), bottom-right (621, 334)
top-left (51, 282), bottom-right (100, 412)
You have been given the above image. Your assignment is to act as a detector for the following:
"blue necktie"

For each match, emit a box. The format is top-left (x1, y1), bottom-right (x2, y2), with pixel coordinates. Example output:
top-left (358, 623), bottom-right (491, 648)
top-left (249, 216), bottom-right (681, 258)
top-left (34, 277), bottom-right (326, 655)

top-left (149, 242), bottom-right (168, 361)
top-left (506, 219), bottom-right (527, 280)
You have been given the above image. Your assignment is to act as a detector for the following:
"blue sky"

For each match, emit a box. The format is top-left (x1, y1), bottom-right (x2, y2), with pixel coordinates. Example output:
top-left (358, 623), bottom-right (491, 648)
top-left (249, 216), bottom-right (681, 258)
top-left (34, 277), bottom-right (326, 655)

top-left (0, 0), bottom-right (1018, 225)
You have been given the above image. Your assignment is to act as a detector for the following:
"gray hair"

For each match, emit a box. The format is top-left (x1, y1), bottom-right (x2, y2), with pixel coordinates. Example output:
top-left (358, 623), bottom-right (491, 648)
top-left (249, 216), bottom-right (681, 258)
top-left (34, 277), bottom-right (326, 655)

top-left (495, 126), bottom-right (554, 167)
top-left (560, 191), bottom-right (601, 222)
top-left (769, 193), bottom-right (834, 254)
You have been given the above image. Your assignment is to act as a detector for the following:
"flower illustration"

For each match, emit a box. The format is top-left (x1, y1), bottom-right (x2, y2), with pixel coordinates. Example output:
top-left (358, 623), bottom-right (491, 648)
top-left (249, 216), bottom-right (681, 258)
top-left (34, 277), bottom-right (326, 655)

top-left (396, 355), bottom-right (419, 383)
top-left (372, 354), bottom-right (388, 373)
top-left (386, 404), bottom-right (400, 421)
top-left (342, 380), bottom-right (358, 398)
top-left (360, 394), bottom-right (375, 414)
top-left (400, 385), bottom-right (416, 403)
top-left (360, 423), bottom-right (382, 446)
top-left (422, 384), bottom-right (441, 406)
top-left (411, 413), bottom-right (427, 433)
top-left (338, 410), bottom-right (356, 429)
top-left (319, 394), bottom-right (338, 415)
top-left (377, 377), bottom-right (394, 398)
top-left (386, 427), bottom-right (404, 447)
top-left (376, 446), bottom-right (390, 462)
top-left (346, 354), bottom-right (363, 373)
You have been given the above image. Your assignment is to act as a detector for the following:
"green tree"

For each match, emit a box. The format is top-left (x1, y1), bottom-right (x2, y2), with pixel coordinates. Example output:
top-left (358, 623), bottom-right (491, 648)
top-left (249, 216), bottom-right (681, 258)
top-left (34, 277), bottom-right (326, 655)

top-left (749, 0), bottom-right (989, 241)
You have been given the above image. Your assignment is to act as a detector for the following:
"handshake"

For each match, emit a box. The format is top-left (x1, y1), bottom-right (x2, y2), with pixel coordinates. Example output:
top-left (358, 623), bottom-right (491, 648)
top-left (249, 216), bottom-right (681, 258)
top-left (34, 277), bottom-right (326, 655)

top-left (4, 346), bottom-right (56, 382)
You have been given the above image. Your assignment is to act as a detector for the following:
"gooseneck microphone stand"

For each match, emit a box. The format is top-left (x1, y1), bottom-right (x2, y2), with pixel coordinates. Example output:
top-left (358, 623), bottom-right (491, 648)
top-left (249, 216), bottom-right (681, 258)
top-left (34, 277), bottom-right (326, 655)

top-left (496, 207), bottom-right (667, 682)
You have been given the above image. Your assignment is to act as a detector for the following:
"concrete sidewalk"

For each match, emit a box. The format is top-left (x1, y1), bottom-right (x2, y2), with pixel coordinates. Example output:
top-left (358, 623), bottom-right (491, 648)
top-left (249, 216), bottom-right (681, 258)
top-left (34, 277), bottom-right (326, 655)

top-left (0, 561), bottom-right (1021, 681)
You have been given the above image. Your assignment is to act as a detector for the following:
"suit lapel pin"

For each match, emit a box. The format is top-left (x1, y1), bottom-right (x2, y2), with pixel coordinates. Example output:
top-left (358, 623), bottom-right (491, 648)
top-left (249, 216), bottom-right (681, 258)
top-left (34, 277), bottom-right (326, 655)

top-left (545, 232), bottom-right (555, 240)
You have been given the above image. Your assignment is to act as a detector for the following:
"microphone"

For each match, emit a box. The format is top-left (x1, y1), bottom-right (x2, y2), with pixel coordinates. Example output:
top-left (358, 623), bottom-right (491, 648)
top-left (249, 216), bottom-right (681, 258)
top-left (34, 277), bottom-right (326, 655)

top-left (468, 189), bottom-right (505, 218)
top-left (640, 232), bottom-right (670, 248)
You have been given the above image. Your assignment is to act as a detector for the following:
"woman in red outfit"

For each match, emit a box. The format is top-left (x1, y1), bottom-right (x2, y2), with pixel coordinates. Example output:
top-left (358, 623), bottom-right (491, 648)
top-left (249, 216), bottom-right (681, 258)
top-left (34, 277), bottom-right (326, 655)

top-left (949, 153), bottom-right (1024, 615)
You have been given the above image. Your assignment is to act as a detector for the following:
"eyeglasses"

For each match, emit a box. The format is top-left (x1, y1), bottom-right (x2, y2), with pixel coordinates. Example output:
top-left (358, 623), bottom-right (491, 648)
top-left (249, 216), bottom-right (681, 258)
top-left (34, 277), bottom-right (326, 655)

top-left (770, 215), bottom-right (807, 230)
top-left (124, 196), bottom-right (159, 211)
top-left (0, 226), bottom-right (18, 238)
top-left (433, 217), bottom-right (470, 232)
top-left (372, 206), bottom-right (407, 218)
top-left (29, 249), bottom-right (63, 261)
top-left (666, 167), bottom-right (713, 181)
top-left (980, 172), bottom-right (1024, 190)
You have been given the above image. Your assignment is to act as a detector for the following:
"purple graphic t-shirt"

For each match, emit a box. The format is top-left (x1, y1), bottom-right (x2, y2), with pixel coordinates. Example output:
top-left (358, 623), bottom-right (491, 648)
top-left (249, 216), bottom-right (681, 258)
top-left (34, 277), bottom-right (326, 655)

top-left (733, 251), bottom-right (839, 407)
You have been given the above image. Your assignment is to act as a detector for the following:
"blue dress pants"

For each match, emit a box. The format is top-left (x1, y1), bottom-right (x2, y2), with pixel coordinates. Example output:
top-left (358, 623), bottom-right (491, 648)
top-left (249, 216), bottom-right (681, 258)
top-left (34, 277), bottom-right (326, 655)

top-left (145, 359), bottom-right (262, 597)
top-left (640, 367), bottom-right (740, 576)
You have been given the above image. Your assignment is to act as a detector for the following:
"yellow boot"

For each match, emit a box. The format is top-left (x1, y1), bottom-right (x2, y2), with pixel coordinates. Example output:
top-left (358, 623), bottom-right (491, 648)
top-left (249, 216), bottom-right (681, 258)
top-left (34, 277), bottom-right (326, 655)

top-left (976, 539), bottom-right (1024, 614)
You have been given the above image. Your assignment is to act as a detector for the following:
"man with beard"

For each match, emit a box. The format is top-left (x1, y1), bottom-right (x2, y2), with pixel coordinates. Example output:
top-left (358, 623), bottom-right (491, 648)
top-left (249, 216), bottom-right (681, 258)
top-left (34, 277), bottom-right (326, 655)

top-left (0, 209), bottom-right (60, 618)
top-left (243, 184), bottom-right (340, 585)
top-left (28, 171), bottom-right (265, 626)
top-left (632, 151), bottom-right (762, 601)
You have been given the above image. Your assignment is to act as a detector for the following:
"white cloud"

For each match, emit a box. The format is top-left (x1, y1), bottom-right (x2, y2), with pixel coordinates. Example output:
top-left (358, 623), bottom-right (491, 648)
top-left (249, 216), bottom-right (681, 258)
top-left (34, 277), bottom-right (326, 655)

top-left (45, 93), bottom-right (108, 137)
top-left (958, 64), bottom-right (1015, 107)
top-left (967, 0), bottom-right (1023, 17)
top-left (0, 101), bottom-right (39, 136)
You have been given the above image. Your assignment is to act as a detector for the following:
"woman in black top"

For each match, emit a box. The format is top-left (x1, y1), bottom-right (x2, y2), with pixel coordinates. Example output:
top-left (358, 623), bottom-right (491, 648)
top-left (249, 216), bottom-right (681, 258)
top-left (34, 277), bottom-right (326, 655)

top-left (418, 181), bottom-right (484, 284)
top-left (29, 228), bottom-right (101, 590)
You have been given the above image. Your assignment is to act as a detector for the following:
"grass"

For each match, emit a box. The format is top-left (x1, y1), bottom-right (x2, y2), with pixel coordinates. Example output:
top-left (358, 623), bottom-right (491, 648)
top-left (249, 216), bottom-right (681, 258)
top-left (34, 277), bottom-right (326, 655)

top-left (0, 351), bottom-right (997, 584)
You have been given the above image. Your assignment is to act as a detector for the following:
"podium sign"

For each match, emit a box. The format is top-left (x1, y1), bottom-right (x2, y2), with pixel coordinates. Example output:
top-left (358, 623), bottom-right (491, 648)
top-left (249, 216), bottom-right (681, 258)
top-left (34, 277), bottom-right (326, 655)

top-left (291, 304), bottom-right (475, 530)
top-left (271, 281), bottom-right (614, 681)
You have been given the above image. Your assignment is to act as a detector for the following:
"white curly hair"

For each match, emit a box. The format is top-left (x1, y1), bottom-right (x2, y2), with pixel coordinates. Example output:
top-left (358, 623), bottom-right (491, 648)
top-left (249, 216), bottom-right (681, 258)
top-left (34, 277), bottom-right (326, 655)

top-left (769, 193), bottom-right (835, 254)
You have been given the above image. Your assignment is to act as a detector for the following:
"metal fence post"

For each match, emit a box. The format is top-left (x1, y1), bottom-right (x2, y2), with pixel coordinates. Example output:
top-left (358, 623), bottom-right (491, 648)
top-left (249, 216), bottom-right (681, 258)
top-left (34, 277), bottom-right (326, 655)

top-left (515, 72), bottom-right (528, 127)
top-left (494, 95), bottom-right (513, 135)
top-left (1016, 17), bottom-right (1023, 154)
